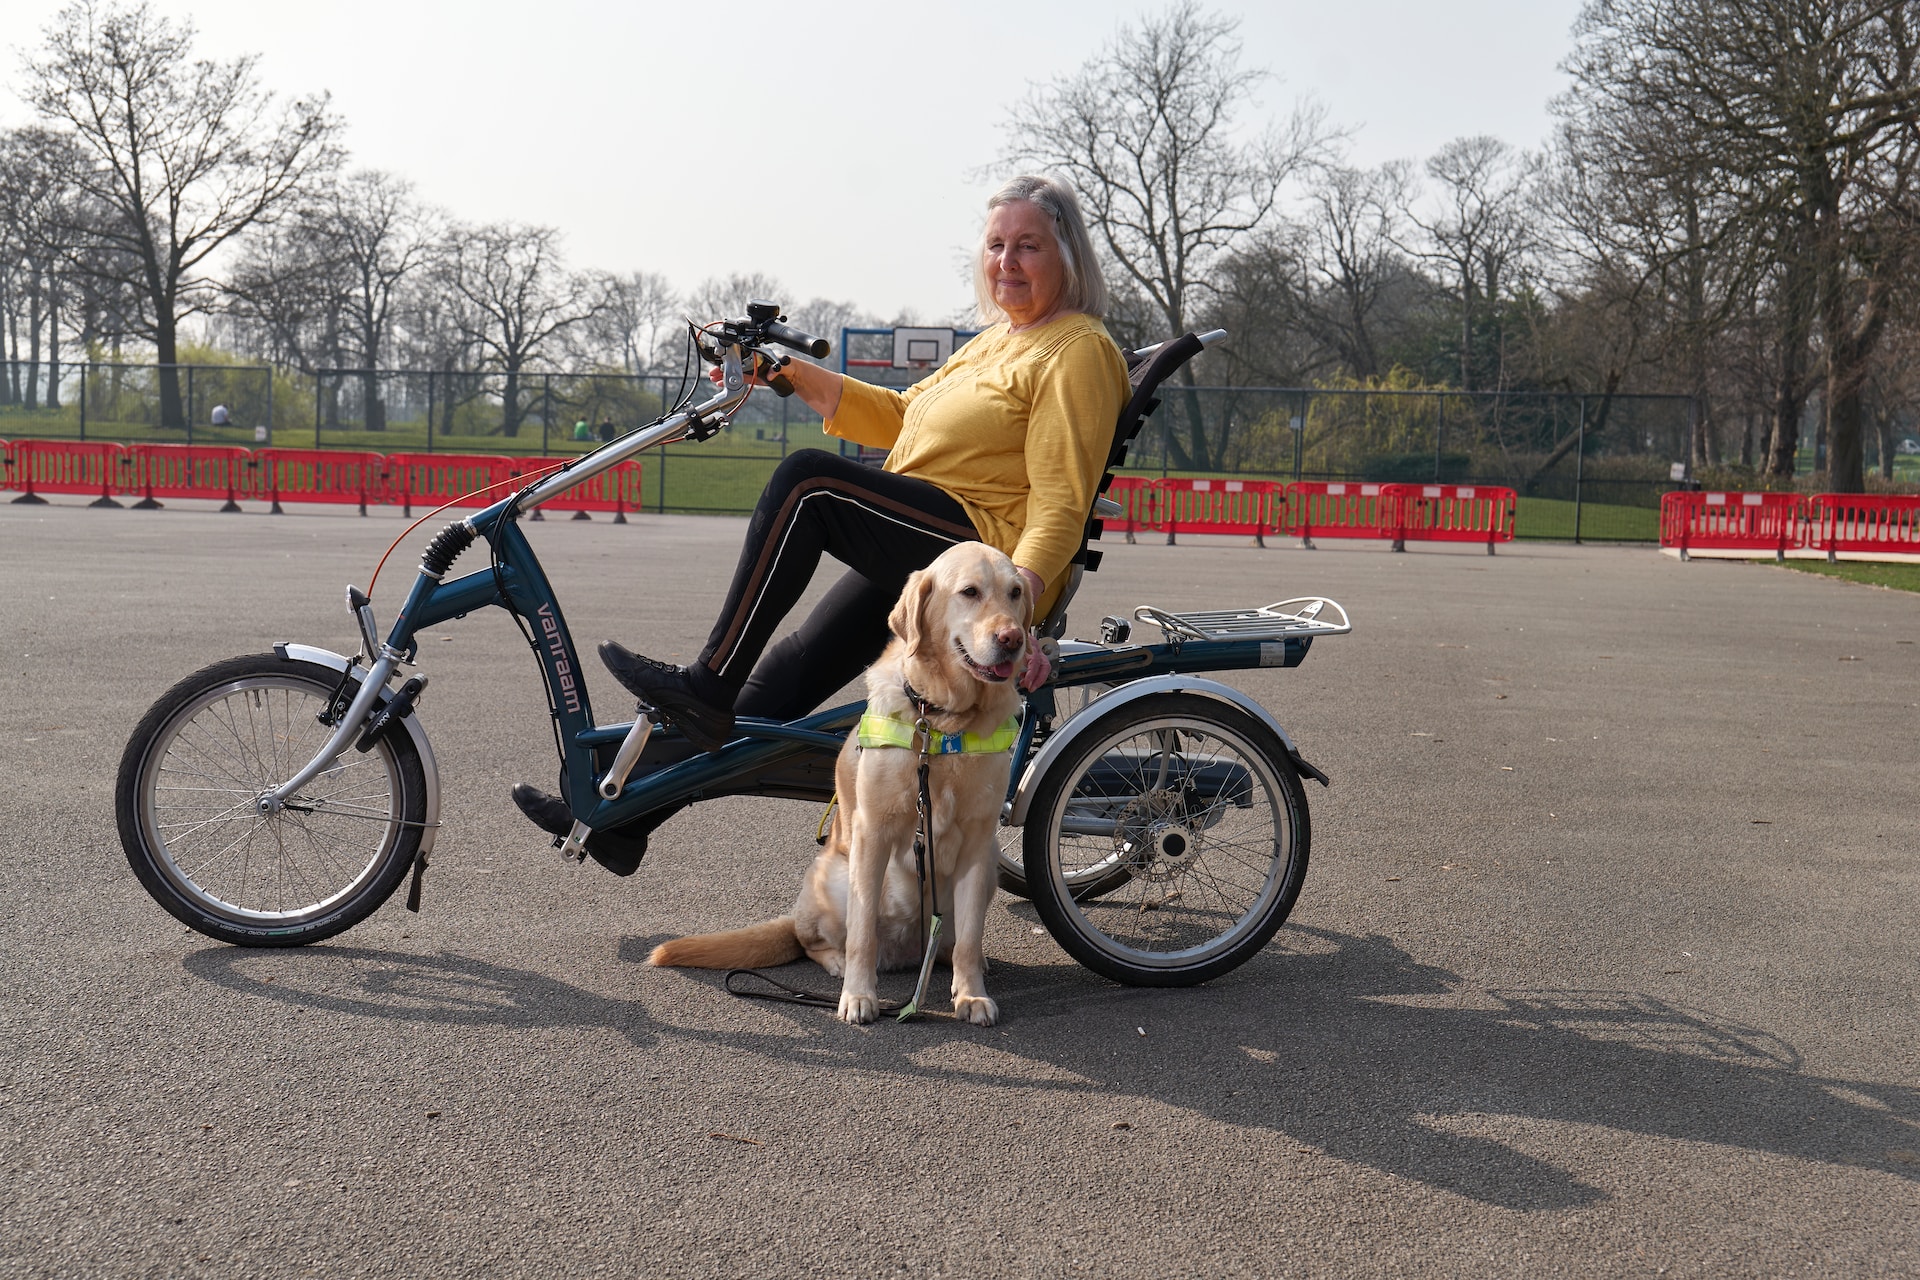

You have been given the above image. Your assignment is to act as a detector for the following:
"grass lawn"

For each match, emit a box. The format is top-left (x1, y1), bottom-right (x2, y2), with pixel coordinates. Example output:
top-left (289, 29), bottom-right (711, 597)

top-left (1516, 495), bottom-right (1660, 542)
top-left (1775, 559), bottom-right (1920, 593)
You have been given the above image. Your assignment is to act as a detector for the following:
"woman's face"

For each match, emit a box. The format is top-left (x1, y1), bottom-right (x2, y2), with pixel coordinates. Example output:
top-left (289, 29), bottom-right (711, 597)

top-left (983, 200), bottom-right (1067, 329)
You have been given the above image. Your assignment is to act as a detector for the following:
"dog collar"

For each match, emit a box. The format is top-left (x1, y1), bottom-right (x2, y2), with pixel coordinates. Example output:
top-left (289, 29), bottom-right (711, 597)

top-left (857, 711), bottom-right (1019, 755)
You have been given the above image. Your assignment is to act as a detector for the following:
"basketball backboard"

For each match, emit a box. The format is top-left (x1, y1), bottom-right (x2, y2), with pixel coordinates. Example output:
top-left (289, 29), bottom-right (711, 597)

top-left (891, 327), bottom-right (956, 369)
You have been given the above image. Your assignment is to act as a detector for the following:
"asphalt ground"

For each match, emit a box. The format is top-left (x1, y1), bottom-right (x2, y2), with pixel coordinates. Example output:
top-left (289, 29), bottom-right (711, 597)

top-left (1, 496), bottom-right (1915, 1279)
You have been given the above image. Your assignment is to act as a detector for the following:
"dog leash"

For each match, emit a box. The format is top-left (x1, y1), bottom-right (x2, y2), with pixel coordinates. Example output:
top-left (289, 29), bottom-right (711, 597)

top-left (897, 707), bottom-right (943, 1022)
top-left (723, 968), bottom-right (904, 1013)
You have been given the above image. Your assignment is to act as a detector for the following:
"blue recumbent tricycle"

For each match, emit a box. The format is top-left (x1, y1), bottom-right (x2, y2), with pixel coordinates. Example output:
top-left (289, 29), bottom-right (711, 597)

top-left (115, 304), bottom-right (1351, 988)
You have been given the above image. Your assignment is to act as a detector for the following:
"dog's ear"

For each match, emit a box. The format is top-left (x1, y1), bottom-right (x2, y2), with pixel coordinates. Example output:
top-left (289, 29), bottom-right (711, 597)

top-left (889, 568), bottom-right (934, 652)
top-left (1016, 565), bottom-right (1037, 630)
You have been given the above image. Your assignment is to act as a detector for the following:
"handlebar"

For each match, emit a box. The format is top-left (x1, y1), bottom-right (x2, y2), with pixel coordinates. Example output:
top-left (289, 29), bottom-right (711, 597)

top-left (517, 300), bottom-right (826, 510)
top-left (760, 317), bottom-right (830, 359)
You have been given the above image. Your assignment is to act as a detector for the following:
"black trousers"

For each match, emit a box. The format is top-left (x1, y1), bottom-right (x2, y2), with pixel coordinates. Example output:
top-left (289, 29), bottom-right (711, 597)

top-left (698, 449), bottom-right (981, 721)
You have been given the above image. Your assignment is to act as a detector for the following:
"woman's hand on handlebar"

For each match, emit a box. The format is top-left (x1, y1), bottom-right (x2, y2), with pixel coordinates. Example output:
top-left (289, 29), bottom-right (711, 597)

top-left (712, 354), bottom-right (844, 420)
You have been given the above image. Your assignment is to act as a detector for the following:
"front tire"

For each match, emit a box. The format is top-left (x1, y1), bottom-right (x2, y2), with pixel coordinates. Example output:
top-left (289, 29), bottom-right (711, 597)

top-left (1023, 692), bottom-right (1310, 987)
top-left (116, 653), bottom-right (427, 947)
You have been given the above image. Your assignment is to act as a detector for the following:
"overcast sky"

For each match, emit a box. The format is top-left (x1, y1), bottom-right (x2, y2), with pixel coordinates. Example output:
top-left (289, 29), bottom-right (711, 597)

top-left (5, 0), bottom-right (1585, 323)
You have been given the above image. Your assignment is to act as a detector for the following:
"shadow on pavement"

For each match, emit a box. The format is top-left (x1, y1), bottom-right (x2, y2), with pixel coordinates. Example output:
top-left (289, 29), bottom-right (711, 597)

top-left (183, 944), bottom-right (660, 1047)
top-left (183, 928), bottom-right (1919, 1210)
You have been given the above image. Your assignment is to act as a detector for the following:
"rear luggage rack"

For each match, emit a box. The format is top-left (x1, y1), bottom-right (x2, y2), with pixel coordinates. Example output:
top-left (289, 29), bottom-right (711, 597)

top-left (1133, 597), bottom-right (1352, 643)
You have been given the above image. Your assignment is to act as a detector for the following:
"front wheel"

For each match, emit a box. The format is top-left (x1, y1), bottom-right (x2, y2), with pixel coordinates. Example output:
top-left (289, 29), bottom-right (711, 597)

top-left (116, 653), bottom-right (428, 947)
top-left (1023, 692), bottom-right (1310, 987)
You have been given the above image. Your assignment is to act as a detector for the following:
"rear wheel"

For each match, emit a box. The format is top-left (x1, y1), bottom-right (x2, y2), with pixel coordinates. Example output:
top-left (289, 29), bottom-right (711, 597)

top-left (1022, 693), bottom-right (1309, 986)
top-left (116, 653), bottom-right (427, 947)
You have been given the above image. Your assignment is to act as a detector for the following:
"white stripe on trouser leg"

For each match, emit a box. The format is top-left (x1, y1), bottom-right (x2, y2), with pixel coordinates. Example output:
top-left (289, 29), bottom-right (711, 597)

top-left (712, 488), bottom-right (972, 684)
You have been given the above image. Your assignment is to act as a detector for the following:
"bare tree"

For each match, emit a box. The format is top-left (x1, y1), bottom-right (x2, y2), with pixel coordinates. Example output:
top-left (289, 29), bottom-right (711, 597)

top-left (786, 296), bottom-right (881, 366)
top-left (1291, 162), bottom-right (1417, 380)
top-left (686, 272), bottom-right (786, 323)
top-left (0, 128), bottom-right (86, 408)
top-left (1563, 0), bottom-right (1920, 489)
top-left (444, 222), bottom-right (599, 437)
top-left (324, 172), bottom-right (435, 430)
top-left (22, 0), bottom-right (338, 428)
top-left (998, 0), bottom-right (1331, 468)
top-left (1402, 136), bottom-right (1542, 392)
top-left (225, 206), bottom-right (351, 376)
top-left (585, 269), bottom-right (677, 375)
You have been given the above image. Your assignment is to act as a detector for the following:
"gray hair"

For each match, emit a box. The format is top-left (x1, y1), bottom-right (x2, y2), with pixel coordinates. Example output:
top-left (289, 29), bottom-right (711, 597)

top-left (972, 175), bottom-right (1109, 324)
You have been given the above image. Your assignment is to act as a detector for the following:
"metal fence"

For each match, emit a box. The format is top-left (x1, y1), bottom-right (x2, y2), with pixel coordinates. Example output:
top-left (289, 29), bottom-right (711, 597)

top-left (0, 361), bottom-right (275, 446)
top-left (1, 358), bottom-right (1697, 538)
top-left (1117, 386), bottom-right (1697, 541)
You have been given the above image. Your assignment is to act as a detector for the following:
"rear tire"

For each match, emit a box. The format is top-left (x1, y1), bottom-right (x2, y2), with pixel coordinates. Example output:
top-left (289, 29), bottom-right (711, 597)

top-left (116, 653), bottom-right (427, 947)
top-left (1022, 693), bottom-right (1310, 986)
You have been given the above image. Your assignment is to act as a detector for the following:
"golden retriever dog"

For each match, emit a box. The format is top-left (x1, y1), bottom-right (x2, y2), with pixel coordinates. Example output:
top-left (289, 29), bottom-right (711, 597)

top-left (648, 541), bottom-right (1032, 1026)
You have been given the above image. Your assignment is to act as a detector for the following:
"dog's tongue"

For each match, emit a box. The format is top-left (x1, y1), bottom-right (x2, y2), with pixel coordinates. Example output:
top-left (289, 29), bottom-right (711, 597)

top-left (988, 658), bottom-right (1015, 680)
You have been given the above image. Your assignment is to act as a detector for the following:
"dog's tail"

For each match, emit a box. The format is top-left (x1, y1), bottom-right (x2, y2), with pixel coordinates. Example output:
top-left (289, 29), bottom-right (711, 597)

top-left (648, 916), bottom-right (803, 970)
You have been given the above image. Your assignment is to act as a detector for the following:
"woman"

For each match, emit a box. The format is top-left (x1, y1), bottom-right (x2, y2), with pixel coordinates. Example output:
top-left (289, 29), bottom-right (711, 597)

top-left (515, 175), bottom-right (1130, 861)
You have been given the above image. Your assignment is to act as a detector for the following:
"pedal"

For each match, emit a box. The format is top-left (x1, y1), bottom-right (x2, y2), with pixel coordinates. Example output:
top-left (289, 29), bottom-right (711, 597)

top-left (557, 820), bottom-right (593, 863)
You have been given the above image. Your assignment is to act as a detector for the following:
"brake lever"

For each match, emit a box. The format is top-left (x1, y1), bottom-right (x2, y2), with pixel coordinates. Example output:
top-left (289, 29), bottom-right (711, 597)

top-left (755, 350), bottom-right (797, 398)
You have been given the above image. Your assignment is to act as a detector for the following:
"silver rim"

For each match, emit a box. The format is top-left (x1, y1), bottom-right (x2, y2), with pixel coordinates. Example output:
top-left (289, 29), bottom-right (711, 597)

top-left (1039, 712), bottom-right (1294, 969)
top-left (138, 673), bottom-right (405, 927)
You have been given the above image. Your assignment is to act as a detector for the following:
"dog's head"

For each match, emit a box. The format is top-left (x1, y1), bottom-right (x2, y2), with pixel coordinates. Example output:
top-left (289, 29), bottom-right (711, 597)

top-left (887, 542), bottom-right (1032, 712)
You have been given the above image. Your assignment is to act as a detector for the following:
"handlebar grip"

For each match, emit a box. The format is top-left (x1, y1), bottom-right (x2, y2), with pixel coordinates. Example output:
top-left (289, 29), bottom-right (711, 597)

top-left (763, 319), bottom-right (830, 359)
top-left (755, 352), bottom-right (798, 398)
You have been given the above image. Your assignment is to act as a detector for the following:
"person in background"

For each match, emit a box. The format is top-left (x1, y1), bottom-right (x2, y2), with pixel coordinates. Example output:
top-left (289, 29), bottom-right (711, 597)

top-left (598, 419), bottom-right (616, 443)
top-left (210, 404), bottom-right (230, 427)
top-left (573, 419), bottom-right (592, 441)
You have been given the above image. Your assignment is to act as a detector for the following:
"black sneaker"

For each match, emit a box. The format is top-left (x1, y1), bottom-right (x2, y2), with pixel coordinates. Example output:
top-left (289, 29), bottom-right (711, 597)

top-left (597, 642), bottom-right (737, 752)
top-left (510, 783), bottom-right (678, 877)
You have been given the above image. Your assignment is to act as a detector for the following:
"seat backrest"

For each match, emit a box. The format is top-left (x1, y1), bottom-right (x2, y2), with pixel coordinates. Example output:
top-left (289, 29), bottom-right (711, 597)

top-left (1038, 331), bottom-right (1213, 637)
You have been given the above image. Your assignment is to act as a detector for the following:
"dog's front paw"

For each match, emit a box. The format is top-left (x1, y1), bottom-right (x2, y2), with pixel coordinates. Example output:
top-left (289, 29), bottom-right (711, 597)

top-left (837, 991), bottom-right (880, 1025)
top-left (952, 994), bottom-right (999, 1027)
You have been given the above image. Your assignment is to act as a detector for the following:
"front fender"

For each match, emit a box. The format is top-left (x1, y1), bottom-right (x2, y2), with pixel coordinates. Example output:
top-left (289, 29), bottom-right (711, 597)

top-left (1005, 674), bottom-right (1326, 828)
top-left (274, 643), bottom-right (442, 862)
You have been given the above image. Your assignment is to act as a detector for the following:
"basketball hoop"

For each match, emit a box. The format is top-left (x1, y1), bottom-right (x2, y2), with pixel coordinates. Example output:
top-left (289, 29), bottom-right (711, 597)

top-left (892, 328), bottom-right (955, 371)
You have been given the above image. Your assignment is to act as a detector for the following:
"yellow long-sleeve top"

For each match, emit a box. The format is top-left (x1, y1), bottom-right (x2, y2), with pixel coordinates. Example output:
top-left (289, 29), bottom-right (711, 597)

top-left (825, 312), bottom-right (1129, 618)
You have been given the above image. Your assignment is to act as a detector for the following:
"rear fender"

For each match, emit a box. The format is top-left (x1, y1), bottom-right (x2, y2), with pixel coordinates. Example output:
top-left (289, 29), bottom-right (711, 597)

top-left (1006, 674), bottom-right (1325, 828)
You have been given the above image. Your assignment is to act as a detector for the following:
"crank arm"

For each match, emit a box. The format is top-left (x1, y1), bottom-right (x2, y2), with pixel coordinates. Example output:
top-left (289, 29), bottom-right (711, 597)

top-left (598, 714), bottom-right (655, 799)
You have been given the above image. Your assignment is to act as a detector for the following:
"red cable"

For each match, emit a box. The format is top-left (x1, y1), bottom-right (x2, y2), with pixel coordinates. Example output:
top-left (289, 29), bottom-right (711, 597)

top-left (366, 460), bottom-right (568, 599)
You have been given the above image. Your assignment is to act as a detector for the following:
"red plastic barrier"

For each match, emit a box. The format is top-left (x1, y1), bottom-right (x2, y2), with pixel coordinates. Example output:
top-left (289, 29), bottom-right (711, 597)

top-left (381, 453), bottom-right (544, 516)
top-left (1285, 481), bottom-right (1396, 547)
top-left (6, 439), bottom-right (129, 507)
top-left (1152, 477), bottom-right (1284, 546)
top-left (542, 459), bottom-right (645, 522)
top-left (125, 443), bottom-right (253, 512)
top-left (1103, 475), bottom-right (1159, 544)
top-left (1806, 493), bottom-right (1920, 560)
top-left (254, 448), bottom-right (388, 515)
top-left (1386, 483), bottom-right (1517, 555)
top-left (1661, 491), bottom-right (1806, 560)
